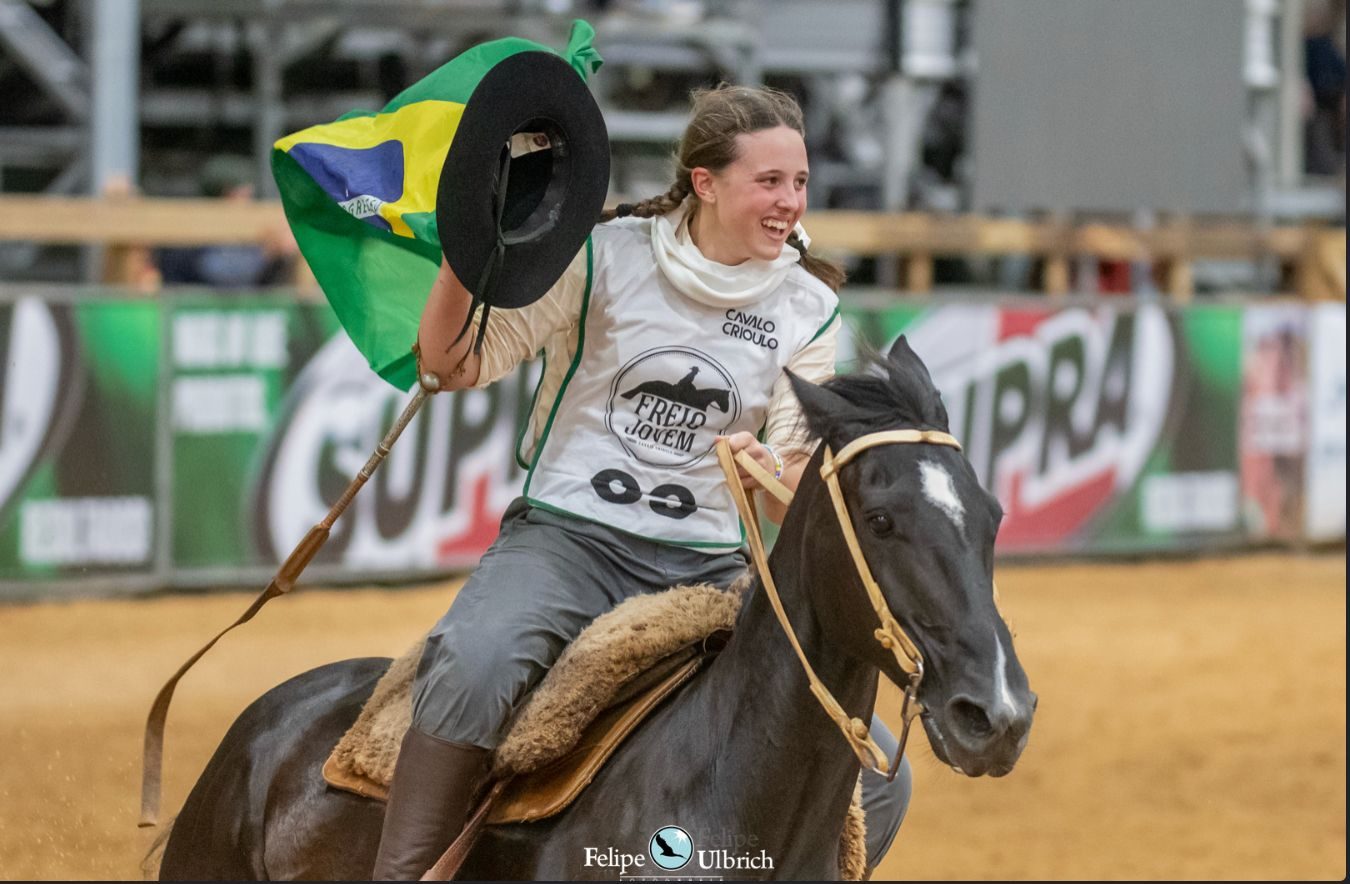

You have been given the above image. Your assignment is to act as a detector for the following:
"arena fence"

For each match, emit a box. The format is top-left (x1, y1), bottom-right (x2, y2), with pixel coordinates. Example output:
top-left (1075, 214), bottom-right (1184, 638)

top-left (0, 287), bottom-right (1342, 598)
top-left (0, 196), bottom-right (1345, 299)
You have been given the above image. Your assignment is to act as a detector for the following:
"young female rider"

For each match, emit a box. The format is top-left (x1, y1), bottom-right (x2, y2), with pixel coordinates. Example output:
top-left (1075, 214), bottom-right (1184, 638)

top-left (373, 84), bottom-right (911, 880)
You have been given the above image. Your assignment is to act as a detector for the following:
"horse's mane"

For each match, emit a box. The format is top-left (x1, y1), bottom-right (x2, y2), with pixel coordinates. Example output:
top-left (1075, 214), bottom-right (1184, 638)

top-left (795, 341), bottom-right (951, 446)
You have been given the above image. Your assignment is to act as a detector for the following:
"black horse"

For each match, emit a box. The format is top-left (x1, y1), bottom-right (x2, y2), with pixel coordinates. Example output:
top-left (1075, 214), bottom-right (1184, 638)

top-left (157, 337), bottom-right (1035, 880)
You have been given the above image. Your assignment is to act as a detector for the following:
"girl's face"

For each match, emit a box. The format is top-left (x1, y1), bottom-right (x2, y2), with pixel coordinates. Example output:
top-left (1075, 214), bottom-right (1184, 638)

top-left (692, 125), bottom-right (809, 265)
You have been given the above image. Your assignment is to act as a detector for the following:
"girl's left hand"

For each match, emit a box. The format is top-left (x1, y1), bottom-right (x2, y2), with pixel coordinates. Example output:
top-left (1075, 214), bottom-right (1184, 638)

top-left (716, 432), bottom-right (778, 491)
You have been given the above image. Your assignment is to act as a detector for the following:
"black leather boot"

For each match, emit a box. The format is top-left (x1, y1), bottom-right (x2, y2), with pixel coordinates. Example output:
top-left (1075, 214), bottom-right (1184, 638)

top-left (372, 727), bottom-right (492, 881)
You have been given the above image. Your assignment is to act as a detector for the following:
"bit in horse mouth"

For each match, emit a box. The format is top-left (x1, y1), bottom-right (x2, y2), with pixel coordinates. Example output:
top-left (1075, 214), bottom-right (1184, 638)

top-left (922, 714), bottom-right (971, 776)
top-left (921, 716), bottom-right (954, 764)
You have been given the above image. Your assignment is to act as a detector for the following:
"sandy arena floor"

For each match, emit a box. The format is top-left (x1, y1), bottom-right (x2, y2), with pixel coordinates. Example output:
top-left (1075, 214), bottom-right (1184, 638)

top-left (0, 552), bottom-right (1343, 880)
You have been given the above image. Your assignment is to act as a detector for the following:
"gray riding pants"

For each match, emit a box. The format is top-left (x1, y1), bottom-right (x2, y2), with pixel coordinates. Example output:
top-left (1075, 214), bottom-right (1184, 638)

top-left (411, 497), bottom-right (909, 867)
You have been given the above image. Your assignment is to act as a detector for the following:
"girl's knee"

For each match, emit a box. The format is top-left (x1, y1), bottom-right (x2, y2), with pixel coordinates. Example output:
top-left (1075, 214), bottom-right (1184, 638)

top-left (414, 629), bottom-right (519, 729)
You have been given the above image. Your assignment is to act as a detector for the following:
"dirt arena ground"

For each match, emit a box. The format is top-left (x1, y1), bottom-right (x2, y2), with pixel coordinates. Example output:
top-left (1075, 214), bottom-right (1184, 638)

top-left (0, 552), bottom-right (1343, 880)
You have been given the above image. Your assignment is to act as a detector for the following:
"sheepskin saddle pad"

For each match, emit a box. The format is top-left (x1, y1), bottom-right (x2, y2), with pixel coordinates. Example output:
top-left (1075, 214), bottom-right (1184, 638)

top-left (323, 581), bottom-right (743, 817)
top-left (322, 579), bottom-right (868, 878)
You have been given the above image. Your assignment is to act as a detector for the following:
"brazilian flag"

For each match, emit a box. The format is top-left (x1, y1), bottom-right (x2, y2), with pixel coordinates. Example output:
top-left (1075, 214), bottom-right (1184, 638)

top-left (272, 20), bottom-right (602, 391)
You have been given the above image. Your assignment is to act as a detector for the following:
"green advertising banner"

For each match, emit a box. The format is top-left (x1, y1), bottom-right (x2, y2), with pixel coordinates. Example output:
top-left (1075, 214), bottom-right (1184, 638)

top-left (168, 298), bottom-right (342, 571)
top-left (1, 290), bottom-right (1340, 595)
top-left (0, 296), bottom-right (159, 586)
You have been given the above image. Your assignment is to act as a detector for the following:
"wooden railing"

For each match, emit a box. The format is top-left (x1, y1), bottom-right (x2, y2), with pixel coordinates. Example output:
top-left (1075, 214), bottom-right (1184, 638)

top-left (803, 211), bottom-right (1346, 301)
top-left (0, 196), bottom-right (1343, 300)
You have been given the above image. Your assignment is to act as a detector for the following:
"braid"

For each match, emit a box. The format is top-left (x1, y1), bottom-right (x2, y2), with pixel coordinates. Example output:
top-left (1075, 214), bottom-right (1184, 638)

top-left (600, 179), bottom-right (691, 222)
top-left (788, 230), bottom-right (846, 293)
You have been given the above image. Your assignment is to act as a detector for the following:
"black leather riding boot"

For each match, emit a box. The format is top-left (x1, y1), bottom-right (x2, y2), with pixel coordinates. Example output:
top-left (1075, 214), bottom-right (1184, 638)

top-left (372, 727), bottom-right (492, 881)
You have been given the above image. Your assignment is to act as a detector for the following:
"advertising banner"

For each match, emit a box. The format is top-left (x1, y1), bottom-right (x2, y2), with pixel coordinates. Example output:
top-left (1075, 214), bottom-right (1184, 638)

top-left (245, 335), bottom-right (538, 573)
top-left (1305, 303), bottom-right (1347, 542)
top-left (168, 299), bottom-right (336, 572)
top-left (1238, 305), bottom-right (1309, 542)
top-left (0, 296), bottom-right (159, 586)
top-left (842, 299), bottom-right (1246, 555)
top-left (2, 291), bottom-right (1340, 593)
top-left (167, 298), bottom-right (539, 575)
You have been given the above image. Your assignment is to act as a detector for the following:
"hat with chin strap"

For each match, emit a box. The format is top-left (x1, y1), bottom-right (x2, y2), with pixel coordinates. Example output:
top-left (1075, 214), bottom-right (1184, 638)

top-left (436, 50), bottom-right (610, 353)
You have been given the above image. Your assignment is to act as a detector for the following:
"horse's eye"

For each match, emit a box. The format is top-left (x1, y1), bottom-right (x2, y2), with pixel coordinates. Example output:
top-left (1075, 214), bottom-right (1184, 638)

top-left (866, 512), bottom-right (893, 536)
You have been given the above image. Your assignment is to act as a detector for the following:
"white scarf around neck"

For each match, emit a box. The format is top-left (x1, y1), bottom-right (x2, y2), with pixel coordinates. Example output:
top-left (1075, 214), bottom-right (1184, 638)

top-left (649, 199), bottom-right (811, 308)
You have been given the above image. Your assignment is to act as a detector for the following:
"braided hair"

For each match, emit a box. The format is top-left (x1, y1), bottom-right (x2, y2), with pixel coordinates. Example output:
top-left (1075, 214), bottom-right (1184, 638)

top-left (600, 84), bottom-right (845, 293)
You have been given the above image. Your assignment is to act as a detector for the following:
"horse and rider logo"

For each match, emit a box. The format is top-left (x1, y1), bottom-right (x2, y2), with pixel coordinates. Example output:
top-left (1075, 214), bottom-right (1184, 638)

top-left (648, 825), bottom-right (693, 871)
top-left (623, 367), bottom-right (731, 414)
top-left (605, 347), bottom-right (741, 467)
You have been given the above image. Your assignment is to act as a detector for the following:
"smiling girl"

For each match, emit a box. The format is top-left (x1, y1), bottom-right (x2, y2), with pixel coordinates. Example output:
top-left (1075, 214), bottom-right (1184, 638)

top-left (376, 84), bottom-right (911, 880)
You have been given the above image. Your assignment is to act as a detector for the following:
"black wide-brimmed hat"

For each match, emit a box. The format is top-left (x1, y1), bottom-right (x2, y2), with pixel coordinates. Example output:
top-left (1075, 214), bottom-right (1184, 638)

top-left (436, 50), bottom-right (610, 350)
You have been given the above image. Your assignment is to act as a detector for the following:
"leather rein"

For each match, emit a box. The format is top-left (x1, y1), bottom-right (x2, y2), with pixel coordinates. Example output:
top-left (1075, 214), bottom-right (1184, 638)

top-left (715, 429), bottom-right (962, 781)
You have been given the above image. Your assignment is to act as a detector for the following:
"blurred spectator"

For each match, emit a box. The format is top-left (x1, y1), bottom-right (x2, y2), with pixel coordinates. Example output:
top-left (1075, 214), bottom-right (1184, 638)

top-left (918, 81), bottom-right (967, 193)
top-left (156, 155), bottom-right (298, 288)
top-left (1302, 0), bottom-right (1347, 177)
top-left (95, 174), bottom-right (163, 292)
top-left (915, 81), bottom-right (977, 285)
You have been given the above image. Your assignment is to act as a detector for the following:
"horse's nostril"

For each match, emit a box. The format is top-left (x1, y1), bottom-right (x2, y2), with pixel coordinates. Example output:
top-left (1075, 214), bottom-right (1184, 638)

top-left (948, 697), bottom-right (995, 743)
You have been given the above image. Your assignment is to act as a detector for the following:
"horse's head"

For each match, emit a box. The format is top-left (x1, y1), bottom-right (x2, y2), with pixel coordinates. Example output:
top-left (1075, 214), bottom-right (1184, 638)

top-left (788, 336), bottom-right (1035, 777)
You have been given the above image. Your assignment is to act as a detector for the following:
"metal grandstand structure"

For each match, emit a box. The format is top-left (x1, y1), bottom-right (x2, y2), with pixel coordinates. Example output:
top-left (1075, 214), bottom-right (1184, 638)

top-left (0, 0), bottom-right (1342, 282)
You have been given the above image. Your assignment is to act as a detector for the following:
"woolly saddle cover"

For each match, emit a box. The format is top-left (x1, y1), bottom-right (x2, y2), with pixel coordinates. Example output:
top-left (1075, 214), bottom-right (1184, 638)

top-left (323, 580), bottom-right (868, 879)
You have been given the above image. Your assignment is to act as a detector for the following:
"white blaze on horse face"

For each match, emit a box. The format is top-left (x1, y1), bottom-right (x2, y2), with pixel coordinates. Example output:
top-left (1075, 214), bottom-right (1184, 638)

top-left (919, 460), bottom-right (965, 531)
top-left (993, 630), bottom-right (1019, 720)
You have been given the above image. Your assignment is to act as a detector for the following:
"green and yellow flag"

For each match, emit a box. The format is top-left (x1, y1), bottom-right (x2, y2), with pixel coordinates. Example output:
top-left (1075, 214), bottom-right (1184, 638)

top-left (272, 20), bottom-right (602, 391)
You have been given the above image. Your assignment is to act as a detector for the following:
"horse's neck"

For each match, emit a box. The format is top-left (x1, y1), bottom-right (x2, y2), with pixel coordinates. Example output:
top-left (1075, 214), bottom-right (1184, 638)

top-left (712, 543), bottom-right (878, 746)
top-left (694, 483), bottom-right (876, 838)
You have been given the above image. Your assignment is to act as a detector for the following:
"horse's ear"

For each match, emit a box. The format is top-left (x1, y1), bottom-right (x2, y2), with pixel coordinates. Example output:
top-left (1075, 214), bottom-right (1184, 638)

top-left (887, 335), bottom-right (927, 376)
top-left (786, 369), bottom-right (852, 445)
top-left (886, 334), bottom-right (915, 362)
top-left (888, 335), bottom-right (939, 390)
top-left (887, 334), bottom-right (951, 429)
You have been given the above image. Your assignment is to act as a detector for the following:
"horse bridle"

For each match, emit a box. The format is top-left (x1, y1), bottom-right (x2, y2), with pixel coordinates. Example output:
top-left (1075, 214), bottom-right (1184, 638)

top-left (716, 429), bottom-right (962, 781)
